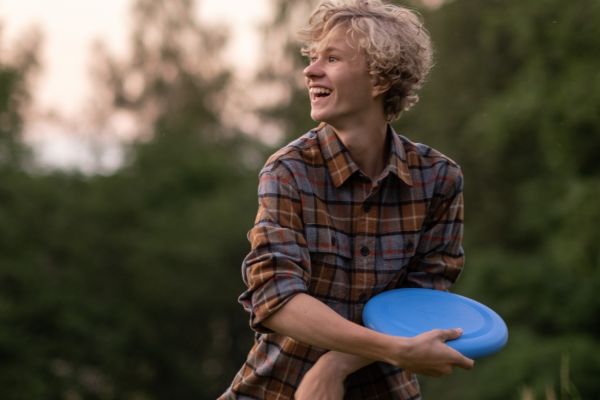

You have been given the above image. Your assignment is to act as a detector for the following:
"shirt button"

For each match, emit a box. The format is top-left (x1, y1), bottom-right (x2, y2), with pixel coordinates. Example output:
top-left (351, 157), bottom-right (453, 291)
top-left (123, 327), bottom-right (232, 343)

top-left (406, 242), bottom-right (415, 251)
top-left (363, 204), bottom-right (372, 213)
top-left (359, 293), bottom-right (367, 302)
top-left (360, 246), bottom-right (370, 256)
top-left (331, 236), bottom-right (337, 246)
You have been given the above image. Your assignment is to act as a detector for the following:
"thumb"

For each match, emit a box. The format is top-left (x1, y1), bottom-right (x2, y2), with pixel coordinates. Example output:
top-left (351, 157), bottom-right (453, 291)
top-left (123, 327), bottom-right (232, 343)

top-left (441, 327), bottom-right (463, 341)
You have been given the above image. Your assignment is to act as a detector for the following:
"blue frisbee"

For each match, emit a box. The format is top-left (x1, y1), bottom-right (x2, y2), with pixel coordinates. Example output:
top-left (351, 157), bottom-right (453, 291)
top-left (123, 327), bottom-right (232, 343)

top-left (363, 288), bottom-right (508, 359)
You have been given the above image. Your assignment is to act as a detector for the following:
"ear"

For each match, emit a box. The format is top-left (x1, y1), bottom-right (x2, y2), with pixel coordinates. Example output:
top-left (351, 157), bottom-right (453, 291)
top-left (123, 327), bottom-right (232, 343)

top-left (371, 77), bottom-right (392, 98)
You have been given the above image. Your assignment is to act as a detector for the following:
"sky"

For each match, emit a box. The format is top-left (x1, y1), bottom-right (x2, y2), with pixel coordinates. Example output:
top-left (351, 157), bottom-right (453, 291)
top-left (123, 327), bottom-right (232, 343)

top-left (0, 0), bottom-right (272, 117)
top-left (0, 0), bottom-right (272, 171)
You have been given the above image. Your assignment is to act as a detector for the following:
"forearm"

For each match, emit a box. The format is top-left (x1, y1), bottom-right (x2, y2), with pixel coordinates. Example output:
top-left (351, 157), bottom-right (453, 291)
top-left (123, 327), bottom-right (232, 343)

top-left (262, 293), bottom-right (399, 365)
top-left (320, 351), bottom-right (376, 376)
top-left (262, 292), bottom-right (474, 377)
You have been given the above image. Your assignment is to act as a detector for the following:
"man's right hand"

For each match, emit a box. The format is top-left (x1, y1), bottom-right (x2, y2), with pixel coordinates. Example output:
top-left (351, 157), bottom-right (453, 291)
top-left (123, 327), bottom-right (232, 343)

top-left (392, 328), bottom-right (474, 377)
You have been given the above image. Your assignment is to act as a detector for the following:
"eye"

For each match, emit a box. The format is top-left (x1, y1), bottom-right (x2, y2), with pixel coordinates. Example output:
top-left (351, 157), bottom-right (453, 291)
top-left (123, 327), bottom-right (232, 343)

top-left (328, 56), bottom-right (338, 62)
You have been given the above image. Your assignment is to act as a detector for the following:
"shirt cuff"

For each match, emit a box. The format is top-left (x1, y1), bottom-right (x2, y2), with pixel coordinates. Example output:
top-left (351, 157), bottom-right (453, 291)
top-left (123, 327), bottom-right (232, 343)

top-left (239, 273), bottom-right (309, 334)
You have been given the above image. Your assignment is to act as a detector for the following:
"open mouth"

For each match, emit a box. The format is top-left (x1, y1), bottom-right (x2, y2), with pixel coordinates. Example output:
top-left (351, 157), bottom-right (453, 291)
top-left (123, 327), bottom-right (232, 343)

top-left (309, 87), bottom-right (332, 101)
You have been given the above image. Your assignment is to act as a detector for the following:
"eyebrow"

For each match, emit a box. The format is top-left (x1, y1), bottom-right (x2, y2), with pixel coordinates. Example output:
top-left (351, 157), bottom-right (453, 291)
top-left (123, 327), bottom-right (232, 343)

top-left (309, 45), bottom-right (348, 56)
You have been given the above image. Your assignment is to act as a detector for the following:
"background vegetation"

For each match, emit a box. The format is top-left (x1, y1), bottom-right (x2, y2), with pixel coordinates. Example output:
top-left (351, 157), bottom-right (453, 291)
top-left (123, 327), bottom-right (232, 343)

top-left (0, 0), bottom-right (598, 399)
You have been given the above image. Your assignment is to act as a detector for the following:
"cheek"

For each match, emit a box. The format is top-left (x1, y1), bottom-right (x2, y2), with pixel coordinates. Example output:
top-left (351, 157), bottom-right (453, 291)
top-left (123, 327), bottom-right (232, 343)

top-left (344, 71), bottom-right (373, 93)
top-left (342, 81), bottom-right (373, 103)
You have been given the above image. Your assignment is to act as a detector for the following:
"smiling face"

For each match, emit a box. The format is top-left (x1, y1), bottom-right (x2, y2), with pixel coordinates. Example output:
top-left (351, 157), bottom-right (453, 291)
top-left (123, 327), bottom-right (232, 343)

top-left (303, 27), bottom-right (386, 128)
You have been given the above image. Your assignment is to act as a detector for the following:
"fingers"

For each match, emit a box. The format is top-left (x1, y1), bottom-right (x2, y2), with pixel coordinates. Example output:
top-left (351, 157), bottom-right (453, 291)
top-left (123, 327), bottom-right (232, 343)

top-left (441, 328), bottom-right (475, 370)
top-left (432, 328), bottom-right (475, 371)
top-left (456, 355), bottom-right (474, 370)
top-left (403, 329), bottom-right (476, 377)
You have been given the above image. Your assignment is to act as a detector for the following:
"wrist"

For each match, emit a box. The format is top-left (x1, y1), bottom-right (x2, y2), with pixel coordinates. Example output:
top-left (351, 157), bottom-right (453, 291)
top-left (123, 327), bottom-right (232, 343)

top-left (316, 351), bottom-right (377, 378)
top-left (315, 352), bottom-right (354, 379)
top-left (377, 335), bottom-right (413, 369)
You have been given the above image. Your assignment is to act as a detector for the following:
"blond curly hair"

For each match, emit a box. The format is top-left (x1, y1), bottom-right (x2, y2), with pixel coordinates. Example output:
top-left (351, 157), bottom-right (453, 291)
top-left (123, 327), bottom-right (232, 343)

top-left (298, 0), bottom-right (433, 121)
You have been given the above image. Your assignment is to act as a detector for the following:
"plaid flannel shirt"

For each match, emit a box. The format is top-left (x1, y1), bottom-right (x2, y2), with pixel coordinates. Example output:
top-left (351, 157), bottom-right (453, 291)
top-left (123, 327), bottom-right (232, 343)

top-left (221, 124), bottom-right (464, 400)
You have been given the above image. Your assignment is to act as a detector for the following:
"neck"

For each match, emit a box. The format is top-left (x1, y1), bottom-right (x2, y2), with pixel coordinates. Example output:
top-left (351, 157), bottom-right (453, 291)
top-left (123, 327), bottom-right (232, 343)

top-left (329, 113), bottom-right (390, 187)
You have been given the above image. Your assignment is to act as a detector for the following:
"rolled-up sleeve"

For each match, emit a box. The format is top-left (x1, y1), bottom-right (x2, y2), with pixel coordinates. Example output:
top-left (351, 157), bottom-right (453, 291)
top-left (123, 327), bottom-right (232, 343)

top-left (404, 166), bottom-right (465, 291)
top-left (238, 167), bottom-right (311, 333)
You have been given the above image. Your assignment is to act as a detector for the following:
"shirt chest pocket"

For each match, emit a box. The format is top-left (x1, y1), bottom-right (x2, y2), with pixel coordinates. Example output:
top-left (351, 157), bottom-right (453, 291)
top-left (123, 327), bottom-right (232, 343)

top-left (304, 225), bottom-right (352, 259)
top-left (379, 232), bottom-right (419, 260)
top-left (370, 232), bottom-right (420, 290)
top-left (304, 225), bottom-right (352, 300)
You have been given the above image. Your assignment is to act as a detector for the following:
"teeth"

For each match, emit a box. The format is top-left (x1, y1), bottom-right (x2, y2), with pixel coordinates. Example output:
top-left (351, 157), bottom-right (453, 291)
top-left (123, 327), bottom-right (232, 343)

top-left (309, 87), bottom-right (332, 94)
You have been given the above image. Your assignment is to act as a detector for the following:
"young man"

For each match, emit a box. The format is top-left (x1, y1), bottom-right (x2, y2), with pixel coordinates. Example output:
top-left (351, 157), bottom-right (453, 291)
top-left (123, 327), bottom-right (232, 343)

top-left (221, 1), bottom-right (473, 399)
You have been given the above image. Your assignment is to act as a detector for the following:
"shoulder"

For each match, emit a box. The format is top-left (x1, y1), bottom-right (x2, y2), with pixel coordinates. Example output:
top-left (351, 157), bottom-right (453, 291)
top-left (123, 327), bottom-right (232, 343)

top-left (398, 134), bottom-right (463, 193)
top-left (398, 134), bottom-right (461, 171)
top-left (260, 129), bottom-right (321, 180)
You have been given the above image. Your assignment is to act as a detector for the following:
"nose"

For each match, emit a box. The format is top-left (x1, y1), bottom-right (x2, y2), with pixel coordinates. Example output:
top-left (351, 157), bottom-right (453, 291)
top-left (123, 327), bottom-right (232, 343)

top-left (303, 59), bottom-right (324, 79)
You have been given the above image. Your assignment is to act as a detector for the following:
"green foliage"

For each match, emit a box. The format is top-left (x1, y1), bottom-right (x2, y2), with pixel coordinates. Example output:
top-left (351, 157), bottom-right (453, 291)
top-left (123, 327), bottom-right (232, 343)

top-left (0, 136), bottom-right (260, 399)
top-left (0, 28), bottom-right (40, 169)
top-left (0, 1), bottom-right (264, 398)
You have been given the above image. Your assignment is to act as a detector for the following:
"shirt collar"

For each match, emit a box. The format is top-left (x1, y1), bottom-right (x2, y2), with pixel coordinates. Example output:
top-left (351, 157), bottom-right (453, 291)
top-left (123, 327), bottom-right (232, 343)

top-left (316, 123), bottom-right (413, 188)
top-left (386, 125), bottom-right (413, 187)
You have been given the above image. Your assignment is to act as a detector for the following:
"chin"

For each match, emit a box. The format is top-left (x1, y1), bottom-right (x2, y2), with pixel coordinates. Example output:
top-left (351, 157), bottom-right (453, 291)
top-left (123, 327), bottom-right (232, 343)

top-left (311, 109), bottom-right (335, 124)
top-left (310, 111), bottom-right (326, 123)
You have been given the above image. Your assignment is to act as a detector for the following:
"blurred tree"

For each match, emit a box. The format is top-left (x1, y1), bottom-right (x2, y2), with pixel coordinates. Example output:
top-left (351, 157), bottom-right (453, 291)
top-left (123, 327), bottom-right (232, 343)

top-left (92, 0), bottom-right (230, 137)
top-left (0, 0), bottom-right (264, 399)
top-left (0, 26), bottom-right (40, 169)
top-left (256, 0), bottom-right (600, 398)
